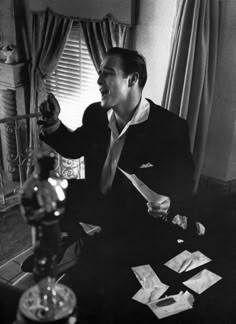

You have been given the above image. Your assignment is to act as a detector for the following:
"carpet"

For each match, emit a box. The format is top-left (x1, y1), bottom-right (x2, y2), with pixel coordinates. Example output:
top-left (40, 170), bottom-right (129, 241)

top-left (0, 204), bottom-right (31, 266)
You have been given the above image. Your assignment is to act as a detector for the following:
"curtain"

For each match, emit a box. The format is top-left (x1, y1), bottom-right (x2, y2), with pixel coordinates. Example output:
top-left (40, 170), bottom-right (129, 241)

top-left (162, 0), bottom-right (220, 191)
top-left (81, 14), bottom-right (131, 72)
top-left (29, 9), bottom-right (73, 162)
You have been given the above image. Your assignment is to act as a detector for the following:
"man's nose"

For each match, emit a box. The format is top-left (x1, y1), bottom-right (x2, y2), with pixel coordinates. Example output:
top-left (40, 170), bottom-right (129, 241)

top-left (97, 74), bottom-right (102, 85)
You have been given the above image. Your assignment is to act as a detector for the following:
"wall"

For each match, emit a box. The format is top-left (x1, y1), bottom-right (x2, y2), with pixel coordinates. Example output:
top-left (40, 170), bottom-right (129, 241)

top-left (0, 0), bottom-right (15, 47)
top-left (132, 0), bottom-right (177, 105)
top-left (202, 0), bottom-right (236, 182)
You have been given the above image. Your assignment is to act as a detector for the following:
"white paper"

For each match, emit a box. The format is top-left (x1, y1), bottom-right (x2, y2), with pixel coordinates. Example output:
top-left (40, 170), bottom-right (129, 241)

top-left (148, 291), bottom-right (194, 319)
top-left (184, 251), bottom-right (211, 272)
top-left (132, 265), bottom-right (169, 305)
top-left (118, 167), bottom-right (168, 203)
top-left (183, 269), bottom-right (222, 294)
top-left (131, 264), bottom-right (163, 289)
top-left (165, 250), bottom-right (211, 273)
top-left (132, 285), bottom-right (169, 305)
top-left (165, 250), bottom-right (192, 273)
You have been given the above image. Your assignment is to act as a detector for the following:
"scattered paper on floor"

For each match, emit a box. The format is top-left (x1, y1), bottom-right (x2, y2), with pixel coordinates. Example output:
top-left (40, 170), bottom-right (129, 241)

top-left (182, 269), bottom-right (222, 294)
top-left (165, 250), bottom-right (211, 273)
top-left (148, 291), bottom-right (194, 319)
top-left (132, 264), bottom-right (164, 289)
top-left (132, 285), bottom-right (169, 305)
top-left (131, 264), bottom-right (169, 304)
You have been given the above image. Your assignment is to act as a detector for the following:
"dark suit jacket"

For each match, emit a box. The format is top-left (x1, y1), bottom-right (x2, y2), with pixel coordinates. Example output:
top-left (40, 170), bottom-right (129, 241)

top-left (40, 99), bottom-right (194, 237)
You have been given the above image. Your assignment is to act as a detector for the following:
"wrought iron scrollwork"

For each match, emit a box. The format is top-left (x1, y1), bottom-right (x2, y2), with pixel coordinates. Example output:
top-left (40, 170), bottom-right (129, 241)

top-left (0, 113), bottom-right (40, 208)
top-left (0, 112), bottom-right (85, 209)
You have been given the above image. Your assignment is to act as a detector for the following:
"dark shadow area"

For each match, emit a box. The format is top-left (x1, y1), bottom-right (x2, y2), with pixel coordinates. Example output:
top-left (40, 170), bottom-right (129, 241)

top-left (0, 204), bottom-right (31, 266)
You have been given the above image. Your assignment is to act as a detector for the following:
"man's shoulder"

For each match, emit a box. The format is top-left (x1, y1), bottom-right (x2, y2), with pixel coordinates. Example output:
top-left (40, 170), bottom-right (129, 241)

top-left (84, 101), bottom-right (102, 114)
top-left (147, 99), bottom-right (186, 125)
top-left (83, 102), bottom-right (108, 125)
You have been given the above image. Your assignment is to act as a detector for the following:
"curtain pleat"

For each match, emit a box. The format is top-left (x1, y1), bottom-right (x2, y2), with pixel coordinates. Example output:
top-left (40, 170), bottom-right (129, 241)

top-left (81, 14), bottom-right (131, 72)
top-left (162, 0), bottom-right (220, 191)
top-left (29, 9), bottom-right (73, 166)
top-left (29, 10), bottom-right (131, 176)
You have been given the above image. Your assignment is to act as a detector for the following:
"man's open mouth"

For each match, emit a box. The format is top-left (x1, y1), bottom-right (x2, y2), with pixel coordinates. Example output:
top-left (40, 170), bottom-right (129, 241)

top-left (100, 89), bottom-right (109, 98)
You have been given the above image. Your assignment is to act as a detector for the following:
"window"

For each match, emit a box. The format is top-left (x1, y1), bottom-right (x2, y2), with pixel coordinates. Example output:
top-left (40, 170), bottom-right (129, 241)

top-left (46, 22), bottom-right (100, 131)
top-left (46, 22), bottom-right (100, 179)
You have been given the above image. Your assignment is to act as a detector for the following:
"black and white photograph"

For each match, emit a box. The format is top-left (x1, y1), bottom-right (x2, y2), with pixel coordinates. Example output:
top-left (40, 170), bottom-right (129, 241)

top-left (0, 0), bottom-right (235, 323)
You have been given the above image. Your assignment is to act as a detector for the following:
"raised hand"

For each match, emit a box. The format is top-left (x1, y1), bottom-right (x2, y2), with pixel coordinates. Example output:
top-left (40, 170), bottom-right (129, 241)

top-left (38, 93), bottom-right (60, 127)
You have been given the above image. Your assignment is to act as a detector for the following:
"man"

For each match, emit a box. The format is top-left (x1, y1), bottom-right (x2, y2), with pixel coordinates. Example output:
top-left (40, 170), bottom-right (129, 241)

top-left (35, 46), bottom-right (194, 265)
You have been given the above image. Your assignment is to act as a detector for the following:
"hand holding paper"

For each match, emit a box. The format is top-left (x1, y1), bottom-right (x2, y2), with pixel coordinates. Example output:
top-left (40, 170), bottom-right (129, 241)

top-left (147, 199), bottom-right (170, 220)
top-left (118, 167), bottom-right (170, 219)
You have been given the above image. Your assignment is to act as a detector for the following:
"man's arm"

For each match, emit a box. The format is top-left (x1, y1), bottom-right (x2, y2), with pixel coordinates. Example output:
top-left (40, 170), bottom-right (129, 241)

top-left (38, 93), bottom-right (94, 159)
top-left (40, 122), bottom-right (90, 159)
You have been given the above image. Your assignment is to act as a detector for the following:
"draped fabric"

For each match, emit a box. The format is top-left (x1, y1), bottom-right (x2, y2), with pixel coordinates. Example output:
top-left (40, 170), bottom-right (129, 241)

top-left (28, 10), bottom-right (131, 176)
top-left (162, 0), bottom-right (220, 191)
top-left (81, 14), bottom-right (131, 72)
top-left (29, 9), bottom-right (72, 161)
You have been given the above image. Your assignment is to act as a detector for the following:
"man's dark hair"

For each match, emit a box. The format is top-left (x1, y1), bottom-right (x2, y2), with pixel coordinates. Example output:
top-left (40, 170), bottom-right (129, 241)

top-left (105, 47), bottom-right (147, 89)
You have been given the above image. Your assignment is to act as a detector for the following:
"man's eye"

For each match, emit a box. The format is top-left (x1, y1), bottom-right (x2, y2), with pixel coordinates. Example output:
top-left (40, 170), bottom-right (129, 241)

top-left (99, 70), bottom-right (113, 78)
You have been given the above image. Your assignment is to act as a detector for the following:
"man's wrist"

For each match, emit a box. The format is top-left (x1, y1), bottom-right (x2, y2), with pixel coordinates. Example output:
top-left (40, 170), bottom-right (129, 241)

top-left (40, 120), bottom-right (61, 135)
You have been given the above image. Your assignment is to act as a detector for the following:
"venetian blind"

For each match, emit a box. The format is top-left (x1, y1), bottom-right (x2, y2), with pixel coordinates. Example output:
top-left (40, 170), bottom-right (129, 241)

top-left (46, 21), bottom-right (100, 131)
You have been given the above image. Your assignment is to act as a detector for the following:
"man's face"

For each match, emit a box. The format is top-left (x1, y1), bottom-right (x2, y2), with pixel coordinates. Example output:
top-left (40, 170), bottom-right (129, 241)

top-left (97, 55), bottom-right (130, 110)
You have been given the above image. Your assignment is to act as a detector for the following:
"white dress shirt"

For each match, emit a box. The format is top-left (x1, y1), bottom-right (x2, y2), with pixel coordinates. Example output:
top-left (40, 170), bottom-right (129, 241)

top-left (100, 97), bottom-right (150, 195)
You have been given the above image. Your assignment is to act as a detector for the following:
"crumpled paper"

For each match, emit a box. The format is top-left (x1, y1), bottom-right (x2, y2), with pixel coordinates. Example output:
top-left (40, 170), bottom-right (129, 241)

top-left (148, 291), bottom-right (194, 319)
top-left (172, 214), bottom-right (188, 230)
top-left (183, 269), bottom-right (222, 294)
top-left (165, 250), bottom-right (211, 273)
top-left (196, 222), bottom-right (206, 235)
top-left (172, 214), bottom-right (206, 236)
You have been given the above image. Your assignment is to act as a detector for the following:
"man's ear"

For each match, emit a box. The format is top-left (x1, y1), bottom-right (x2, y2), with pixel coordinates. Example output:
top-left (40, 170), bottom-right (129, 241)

top-left (128, 72), bottom-right (139, 87)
